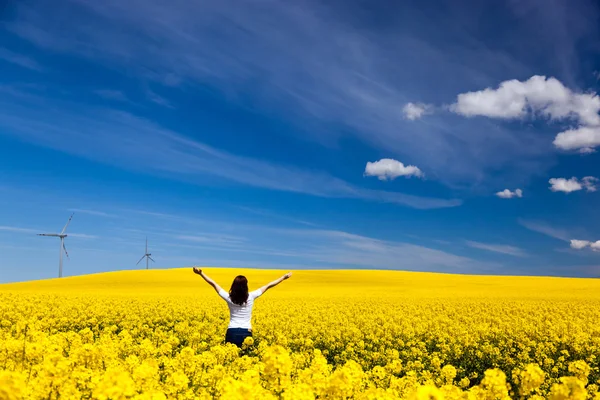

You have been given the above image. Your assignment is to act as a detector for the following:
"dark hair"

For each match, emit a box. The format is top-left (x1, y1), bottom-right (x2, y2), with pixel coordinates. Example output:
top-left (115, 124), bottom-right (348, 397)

top-left (229, 275), bottom-right (249, 306)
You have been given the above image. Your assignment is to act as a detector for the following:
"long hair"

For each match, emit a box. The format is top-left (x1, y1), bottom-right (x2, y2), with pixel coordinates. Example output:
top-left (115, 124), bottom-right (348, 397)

top-left (229, 275), bottom-right (249, 306)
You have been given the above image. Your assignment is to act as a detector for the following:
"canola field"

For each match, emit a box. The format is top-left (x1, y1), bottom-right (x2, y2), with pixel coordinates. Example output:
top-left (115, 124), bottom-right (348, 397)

top-left (1, 268), bottom-right (600, 400)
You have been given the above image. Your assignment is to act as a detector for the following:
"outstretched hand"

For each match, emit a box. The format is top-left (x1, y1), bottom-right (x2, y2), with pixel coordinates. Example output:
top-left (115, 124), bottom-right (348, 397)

top-left (193, 267), bottom-right (203, 276)
top-left (283, 272), bottom-right (292, 280)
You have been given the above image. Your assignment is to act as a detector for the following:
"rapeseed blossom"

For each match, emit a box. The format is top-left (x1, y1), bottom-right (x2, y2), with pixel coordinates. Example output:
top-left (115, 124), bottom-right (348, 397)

top-left (1, 268), bottom-right (599, 399)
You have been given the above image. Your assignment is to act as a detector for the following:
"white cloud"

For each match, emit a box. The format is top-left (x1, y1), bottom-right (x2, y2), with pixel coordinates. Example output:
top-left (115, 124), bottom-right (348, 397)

top-left (451, 75), bottom-right (600, 125)
top-left (177, 234), bottom-right (246, 246)
top-left (571, 239), bottom-right (600, 252)
top-left (0, 225), bottom-right (95, 238)
top-left (553, 126), bottom-right (600, 152)
top-left (0, 47), bottom-right (43, 71)
top-left (5, 0), bottom-right (558, 186)
top-left (402, 102), bottom-right (432, 120)
top-left (146, 89), bottom-right (173, 108)
top-left (0, 96), bottom-right (459, 209)
top-left (549, 177), bottom-right (582, 193)
top-left (67, 233), bottom-right (98, 239)
top-left (0, 226), bottom-right (38, 234)
top-left (570, 239), bottom-right (590, 249)
top-left (465, 240), bottom-right (526, 257)
top-left (582, 177), bottom-right (599, 192)
top-left (518, 219), bottom-right (571, 241)
top-left (301, 230), bottom-right (495, 272)
top-left (68, 208), bottom-right (115, 217)
top-left (450, 75), bottom-right (600, 153)
top-left (495, 188), bottom-right (522, 199)
top-left (364, 158), bottom-right (424, 180)
top-left (549, 177), bottom-right (598, 193)
top-left (93, 90), bottom-right (129, 102)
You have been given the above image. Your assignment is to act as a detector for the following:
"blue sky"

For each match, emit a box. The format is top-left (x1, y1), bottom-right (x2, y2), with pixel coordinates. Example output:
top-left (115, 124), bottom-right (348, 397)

top-left (1, 0), bottom-right (600, 283)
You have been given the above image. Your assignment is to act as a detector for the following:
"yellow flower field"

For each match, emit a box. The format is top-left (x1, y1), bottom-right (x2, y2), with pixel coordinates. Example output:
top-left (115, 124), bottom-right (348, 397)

top-left (1, 268), bottom-right (600, 399)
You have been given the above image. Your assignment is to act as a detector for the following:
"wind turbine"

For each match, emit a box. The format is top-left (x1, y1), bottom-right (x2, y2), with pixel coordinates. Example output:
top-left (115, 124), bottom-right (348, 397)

top-left (137, 237), bottom-right (154, 269)
top-left (38, 213), bottom-right (73, 278)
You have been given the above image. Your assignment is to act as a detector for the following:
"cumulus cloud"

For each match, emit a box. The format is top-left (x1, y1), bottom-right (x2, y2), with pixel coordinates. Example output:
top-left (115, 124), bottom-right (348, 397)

top-left (571, 239), bottom-right (600, 252)
top-left (402, 102), bottom-right (432, 120)
top-left (495, 188), bottom-right (522, 199)
top-left (579, 147), bottom-right (596, 154)
top-left (549, 177), bottom-right (598, 193)
top-left (450, 75), bottom-right (600, 153)
top-left (364, 158), bottom-right (424, 180)
top-left (553, 126), bottom-right (600, 152)
top-left (570, 239), bottom-right (590, 249)
top-left (450, 75), bottom-right (600, 124)
top-left (583, 177), bottom-right (599, 192)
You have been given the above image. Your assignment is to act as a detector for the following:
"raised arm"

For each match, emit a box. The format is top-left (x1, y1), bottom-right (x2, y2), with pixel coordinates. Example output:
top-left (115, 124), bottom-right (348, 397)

top-left (258, 272), bottom-right (292, 295)
top-left (193, 267), bottom-right (223, 294)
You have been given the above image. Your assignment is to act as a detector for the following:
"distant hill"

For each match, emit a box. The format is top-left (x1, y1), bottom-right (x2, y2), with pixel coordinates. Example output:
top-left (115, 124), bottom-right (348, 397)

top-left (1, 267), bottom-right (599, 300)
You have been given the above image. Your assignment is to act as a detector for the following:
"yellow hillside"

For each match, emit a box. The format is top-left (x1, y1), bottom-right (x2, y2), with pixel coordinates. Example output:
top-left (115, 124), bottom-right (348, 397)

top-left (2, 267), bottom-right (600, 299)
top-left (1, 268), bottom-right (600, 399)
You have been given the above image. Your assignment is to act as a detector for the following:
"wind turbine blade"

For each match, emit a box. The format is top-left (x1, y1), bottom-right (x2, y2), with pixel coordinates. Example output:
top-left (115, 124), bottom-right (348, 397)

top-left (63, 241), bottom-right (69, 259)
top-left (136, 255), bottom-right (145, 265)
top-left (149, 256), bottom-right (155, 262)
top-left (61, 213), bottom-right (74, 235)
top-left (38, 233), bottom-right (60, 237)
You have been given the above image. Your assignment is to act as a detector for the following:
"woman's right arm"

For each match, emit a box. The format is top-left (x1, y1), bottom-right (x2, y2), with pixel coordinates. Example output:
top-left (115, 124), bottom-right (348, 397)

top-left (258, 272), bottom-right (292, 295)
top-left (193, 267), bottom-right (223, 294)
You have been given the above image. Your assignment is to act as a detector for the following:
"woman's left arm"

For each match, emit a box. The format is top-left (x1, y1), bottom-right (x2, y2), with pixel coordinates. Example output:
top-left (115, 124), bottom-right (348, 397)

top-left (257, 272), bottom-right (292, 295)
top-left (193, 267), bottom-right (223, 294)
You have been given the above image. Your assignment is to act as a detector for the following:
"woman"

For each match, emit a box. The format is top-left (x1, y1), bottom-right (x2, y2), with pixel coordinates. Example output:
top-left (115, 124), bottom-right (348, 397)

top-left (192, 267), bottom-right (292, 348)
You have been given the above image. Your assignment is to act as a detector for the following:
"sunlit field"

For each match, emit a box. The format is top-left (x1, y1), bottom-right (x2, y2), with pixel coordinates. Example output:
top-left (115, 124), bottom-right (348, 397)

top-left (1, 268), bottom-right (600, 399)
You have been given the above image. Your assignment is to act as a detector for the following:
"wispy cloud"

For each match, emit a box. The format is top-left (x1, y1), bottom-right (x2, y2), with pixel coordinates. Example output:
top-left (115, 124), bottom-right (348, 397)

top-left (518, 219), bottom-right (571, 242)
top-left (177, 234), bottom-right (247, 246)
top-left (68, 208), bottom-right (116, 218)
top-left (67, 233), bottom-right (99, 239)
top-left (301, 230), bottom-right (496, 272)
top-left (106, 214), bottom-right (492, 272)
top-left (0, 225), bottom-right (96, 239)
top-left (162, 241), bottom-right (305, 259)
top-left (0, 94), bottom-right (460, 209)
top-left (93, 89), bottom-right (130, 102)
top-left (0, 226), bottom-right (38, 234)
top-left (0, 47), bottom-right (43, 71)
top-left (145, 89), bottom-right (173, 108)
top-left (465, 240), bottom-right (527, 257)
top-left (124, 209), bottom-right (185, 220)
top-left (5, 0), bottom-right (558, 186)
top-left (402, 102), bottom-right (432, 120)
top-left (235, 206), bottom-right (318, 227)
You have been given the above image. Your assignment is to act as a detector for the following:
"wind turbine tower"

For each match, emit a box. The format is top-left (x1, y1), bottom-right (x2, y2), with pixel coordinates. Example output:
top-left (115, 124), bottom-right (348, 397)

top-left (137, 237), bottom-right (154, 269)
top-left (38, 213), bottom-right (73, 278)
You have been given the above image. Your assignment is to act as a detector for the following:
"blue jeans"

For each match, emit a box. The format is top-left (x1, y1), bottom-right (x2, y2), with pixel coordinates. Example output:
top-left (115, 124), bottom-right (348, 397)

top-left (225, 328), bottom-right (252, 348)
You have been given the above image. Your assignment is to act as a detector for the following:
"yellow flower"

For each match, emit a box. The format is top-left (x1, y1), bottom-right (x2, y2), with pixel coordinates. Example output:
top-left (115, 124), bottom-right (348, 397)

top-left (519, 363), bottom-right (545, 394)
top-left (1, 268), bottom-right (600, 399)
top-left (0, 371), bottom-right (26, 400)
top-left (440, 365), bottom-right (457, 384)
top-left (548, 376), bottom-right (587, 400)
